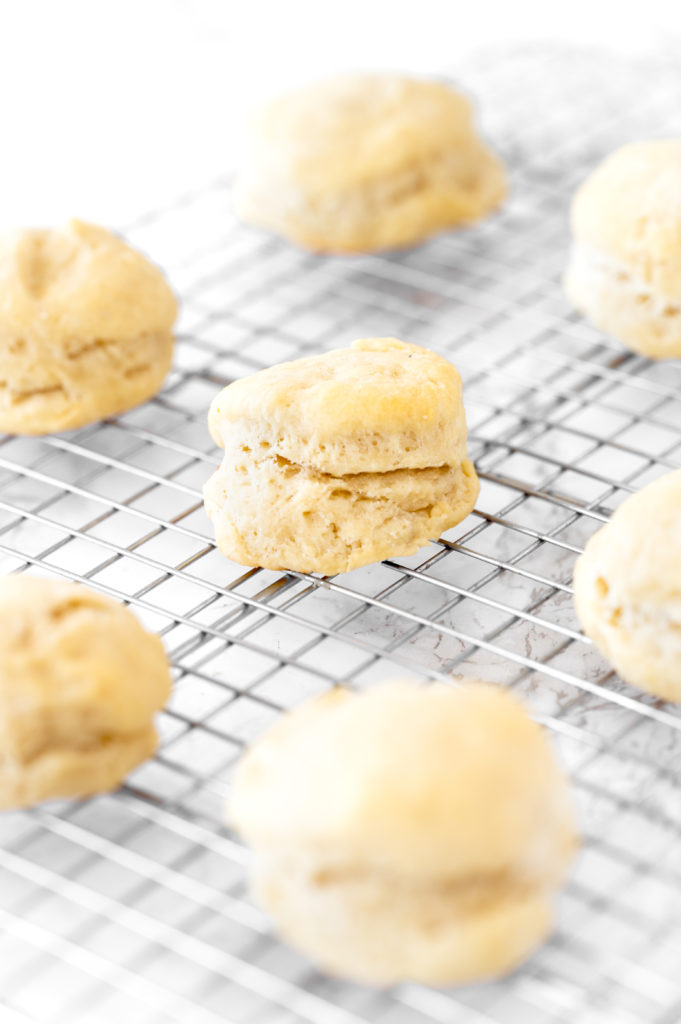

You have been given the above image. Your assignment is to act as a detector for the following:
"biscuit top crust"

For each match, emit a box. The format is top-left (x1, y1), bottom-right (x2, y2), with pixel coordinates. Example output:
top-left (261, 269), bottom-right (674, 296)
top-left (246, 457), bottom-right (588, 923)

top-left (571, 140), bottom-right (681, 300)
top-left (0, 575), bottom-right (171, 763)
top-left (0, 219), bottom-right (177, 344)
top-left (243, 74), bottom-right (479, 197)
top-left (230, 681), bottom-right (577, 881)
top-left (577, 469), bottom-right (681, 610)
top-left (208, 338), bottom-right (469, 474)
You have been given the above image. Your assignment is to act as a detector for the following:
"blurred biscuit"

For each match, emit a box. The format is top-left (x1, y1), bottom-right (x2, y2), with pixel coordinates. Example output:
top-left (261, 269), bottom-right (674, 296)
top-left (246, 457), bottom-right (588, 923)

top-left (574, 469), bottom-right (681, 701)
top-left (565, 140), bottom-right (681, 358)
top-left (0, 219), bottom-right (177, 434)
top-left (0, 575), bottom-right (172, 808)
top-left (235, 74), bottom-right (506, 252)
top-left (230, 681), bottom-right (578, 986)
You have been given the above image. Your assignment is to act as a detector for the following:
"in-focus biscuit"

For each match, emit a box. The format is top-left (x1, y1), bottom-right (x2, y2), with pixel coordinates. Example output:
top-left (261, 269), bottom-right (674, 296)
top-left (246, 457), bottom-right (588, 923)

top-left (204, 337), bottom-right (480, 574)
top-left (0, 219), bottom-right (177, 434)
top-left (235, 74), bottom-right (506, 252)
top-left (230, 681), bottom-right (578, 986)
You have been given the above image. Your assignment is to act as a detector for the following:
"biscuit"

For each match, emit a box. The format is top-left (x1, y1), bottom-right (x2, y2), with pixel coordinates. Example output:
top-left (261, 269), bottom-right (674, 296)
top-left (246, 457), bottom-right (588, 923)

top-left (203, 337), bottom-right (480, 574)
top-left (574, 469), bottom-right (681, 701)
top-left (235, 74), bottom-right (506, 252)
top-left (0, 219), bottom-right (177, 434)
top-left (230, 681), bottom-right (578, 986)
top-left (565, 140), bottom-right (681, 358)
top-left (0, 575), bottom-right (172, 808)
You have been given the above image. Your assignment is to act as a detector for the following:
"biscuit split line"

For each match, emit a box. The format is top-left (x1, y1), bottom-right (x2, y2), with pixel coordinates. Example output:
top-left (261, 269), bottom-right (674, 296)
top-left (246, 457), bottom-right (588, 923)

top-left (238, 448), bottom-right (467, 486)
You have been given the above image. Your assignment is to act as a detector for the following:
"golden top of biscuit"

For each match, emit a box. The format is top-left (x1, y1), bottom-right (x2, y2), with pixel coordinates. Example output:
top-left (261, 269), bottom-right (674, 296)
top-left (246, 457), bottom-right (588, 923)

top-left (571, 140), bottom-right (681, 299)
top-left (243, 74), bottom-right (481, 196)
top-left (576, 469), bottom-right (681, 609)
top-left (230, 681), bottom-right (577, 880)
top-left (208, 338), bottom-right (469, 475)
top-left (0, 219), bottom-right (177, 343)
top-left (0, 575), bottom-right (171, 764)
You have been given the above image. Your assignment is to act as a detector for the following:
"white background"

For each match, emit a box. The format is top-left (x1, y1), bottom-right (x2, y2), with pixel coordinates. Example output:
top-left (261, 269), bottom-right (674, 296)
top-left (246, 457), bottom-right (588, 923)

top-left (2, 0), bottom-right (681, 227)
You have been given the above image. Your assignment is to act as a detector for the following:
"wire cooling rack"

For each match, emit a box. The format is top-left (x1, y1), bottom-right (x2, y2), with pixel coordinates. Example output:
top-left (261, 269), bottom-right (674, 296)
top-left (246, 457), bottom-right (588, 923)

top-left (2, 42), bottom-right (681, 1024)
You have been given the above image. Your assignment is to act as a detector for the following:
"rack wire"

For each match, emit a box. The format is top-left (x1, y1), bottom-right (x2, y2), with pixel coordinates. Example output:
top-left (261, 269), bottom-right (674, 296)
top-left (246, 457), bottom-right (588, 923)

top-left (2, 42), bottom-right (681, 1024)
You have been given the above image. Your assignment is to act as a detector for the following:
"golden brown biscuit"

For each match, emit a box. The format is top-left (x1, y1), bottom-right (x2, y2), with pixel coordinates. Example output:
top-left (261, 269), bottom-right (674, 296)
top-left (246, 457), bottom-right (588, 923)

top-left (203, 338), bottom-right (480, 574)
top-left (235, 74), bottom-right (506, 252)
top-left (565, 140), bottom-right (681, 358)
top-left (0, 575), bottom-right (172, 808)
top-left (0, 219), bottom-right (177, 434)
top-left (230, 681), bottom-right (578, 986)
top-left (574, 469), bottom-right (681, 701)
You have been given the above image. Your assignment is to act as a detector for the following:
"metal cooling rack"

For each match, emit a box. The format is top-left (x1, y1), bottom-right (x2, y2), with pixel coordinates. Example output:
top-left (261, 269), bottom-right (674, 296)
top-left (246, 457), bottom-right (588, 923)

top-left (2, 42), bottom-right (681, 1024)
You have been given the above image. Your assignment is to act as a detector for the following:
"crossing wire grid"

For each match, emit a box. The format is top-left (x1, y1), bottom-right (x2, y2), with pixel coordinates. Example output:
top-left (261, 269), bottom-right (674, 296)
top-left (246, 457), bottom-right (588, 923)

top-left (3, 41), bottom-right (681, 1024)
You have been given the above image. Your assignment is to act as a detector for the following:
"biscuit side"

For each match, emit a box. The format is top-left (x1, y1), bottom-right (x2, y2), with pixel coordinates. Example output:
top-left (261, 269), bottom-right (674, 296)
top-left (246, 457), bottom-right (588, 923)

top-left (0, 329), bottom-right (173, 434)
top-left (204, 455), bottom-right (479, 574)
top-left (0, 576), bottom-right (172, 763)
top-left (208, 339), bottom-right (470, 475)
top-left (229, 682), bottom-right (577, 879)
top-left (250, 851), bottom-right (554, 986)
top-left (0, 220), bottom-right (177, 434)
top-left (0, 725), bottom-right (158, 810)
top-left (235, 139), bottom-right (506, 252)
top-left (229, 682), bottom-right (577, 984)
top-left (573, 473), bottom-right (681, 701)
top-left (570, 140), bottom-right (681, 302)
top-left (564, 243), bottom-right (681, 358)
